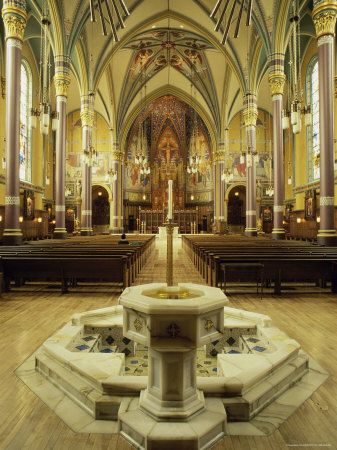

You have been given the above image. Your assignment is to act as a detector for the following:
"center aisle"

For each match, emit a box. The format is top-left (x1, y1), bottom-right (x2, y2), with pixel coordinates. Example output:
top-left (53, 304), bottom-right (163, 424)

top-left (134, 235), bottom-right (205, 286)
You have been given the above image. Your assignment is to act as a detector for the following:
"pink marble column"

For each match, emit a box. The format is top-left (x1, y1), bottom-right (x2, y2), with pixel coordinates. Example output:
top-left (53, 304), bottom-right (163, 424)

top-left (243, 94), bottom-right (258, 237)
top-left (110, 143), bottom-right (124, 234)
top-left (53, 56), bottom-right (70, 239)
top-left (2, 1), bottom-right (27, 245)
top-left (313, 1), bottom-right (337, 245)
top-left (269, 55), bottom-right (286, 240)
top-left (214, 143), bottom-right (225, 233)
top-left (80, 94), bottom-right (94, 236)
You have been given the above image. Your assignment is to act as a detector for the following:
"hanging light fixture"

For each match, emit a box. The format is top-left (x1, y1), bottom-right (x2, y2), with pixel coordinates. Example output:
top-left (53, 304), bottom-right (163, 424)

top-left (289, 0), bottom-right (302, 135)
top-left (105, 168), bottom-right (118, 183)
top-left (134, 60), bottom-right (151, 177)
top-left (187, 63), bottom-right (203, 175)
top-left (210, 0), bottom-right (254, 45)
top-left (89, 0), bottom-right (130, 40)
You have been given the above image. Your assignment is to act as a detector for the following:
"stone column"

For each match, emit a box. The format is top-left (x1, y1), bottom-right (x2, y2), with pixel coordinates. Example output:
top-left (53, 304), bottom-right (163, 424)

top-left (313, 1), bottom-right (337, 245)
top-left (243, 93), bottom-right (258, 237)
top-left (53, 56), bottom-right (70, 239)
top-left (80, 94), bottom-right (94, 236)
top-left (2, 1), bottom-right (27, 245)
top-left (213, 144), bottom-right (225, 233)
top-left (110, 144), bottom-right (124, 234)
top-left (269, 55), bottom-right (286, 240)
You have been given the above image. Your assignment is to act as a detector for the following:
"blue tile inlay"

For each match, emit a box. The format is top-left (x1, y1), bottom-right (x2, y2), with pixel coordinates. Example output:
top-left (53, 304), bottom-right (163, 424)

top-left (76, 344), bottom-right (90, 351)
top-left (227, 349), bottom-right (241, 354)
top-left (82, 336), bottom-right (95, 342)
top-left (100, 348), bottom-right (114, 353)
top-left (253, 346), bottom-right (266, 352)
top-left (246, 337), bottom-right (260, 343)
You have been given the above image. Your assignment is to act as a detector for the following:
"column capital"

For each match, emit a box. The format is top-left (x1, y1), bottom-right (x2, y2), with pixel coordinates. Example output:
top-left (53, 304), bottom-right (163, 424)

top-left (112, 150), bottom-right (124, 162)
top-left (313, 1), bottom-right (337, 39)
top-left (2, 0), bottom-right (27, 41)
top-left (54, 55), bottom-right (71, 97)
top-left (213, 143), bottom-right (225, 162)
top-left (268, 72), bottom-right (286, 97)
top-left (80, 108), bottom-right (94, 127)
top-left (268, 53), bottom-right (286, 97)
top-left (243, 94), bottom-right (258, 127)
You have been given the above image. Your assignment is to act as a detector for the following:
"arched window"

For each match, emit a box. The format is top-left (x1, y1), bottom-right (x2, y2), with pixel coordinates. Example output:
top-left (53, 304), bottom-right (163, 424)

top-left (306, 57), bottom-right (319, 182)
top-left (20, 60), bottom-right (32, 182)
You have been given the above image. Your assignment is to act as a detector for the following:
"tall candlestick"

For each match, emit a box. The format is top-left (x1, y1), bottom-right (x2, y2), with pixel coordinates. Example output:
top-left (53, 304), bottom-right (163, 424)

top-left (168, 180), bottom-right (173, 220)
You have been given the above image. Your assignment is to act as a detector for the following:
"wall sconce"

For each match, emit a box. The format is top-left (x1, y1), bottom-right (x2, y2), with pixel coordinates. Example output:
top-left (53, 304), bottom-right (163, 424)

top-left (19, 216), bottom-right (23, 223)
top-left (296, 217), bottom-right (301, 224)
top-left (0, 215), bottom-right (2, 222)
top-left (98, 191), bottom-right (102, 197)
top-left (142, 194), bottom-right (146, 200)
top-left (235, 192), bottom-right (239, 197)
top-left (37, 217), bottom-right (42, 223)
top-left (316, 216), bottom-right (321, 223)
top-left (190, 194), bottom-right (195, 201)
top-left (52, 220), bottom-right (56, 225)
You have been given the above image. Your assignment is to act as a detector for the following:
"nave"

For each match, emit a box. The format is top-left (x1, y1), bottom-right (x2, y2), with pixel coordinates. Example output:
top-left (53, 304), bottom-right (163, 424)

top-left (0, 236), bottom-right (337, 450)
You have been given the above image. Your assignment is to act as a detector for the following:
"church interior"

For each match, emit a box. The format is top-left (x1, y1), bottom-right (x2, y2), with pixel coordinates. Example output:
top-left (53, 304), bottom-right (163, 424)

top-left (1, 0), bottom-right (337, 449)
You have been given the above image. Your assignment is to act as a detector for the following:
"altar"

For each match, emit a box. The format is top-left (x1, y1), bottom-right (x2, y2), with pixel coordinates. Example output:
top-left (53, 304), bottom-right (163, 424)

top-left (158, 226), bottom-right (179, 238)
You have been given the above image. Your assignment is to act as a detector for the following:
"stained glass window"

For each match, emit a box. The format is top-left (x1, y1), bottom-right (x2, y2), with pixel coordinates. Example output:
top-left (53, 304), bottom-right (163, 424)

top-left (20, 61), bottom-right (32, 182)
top-left (307, 57), bottom-right (319, 181)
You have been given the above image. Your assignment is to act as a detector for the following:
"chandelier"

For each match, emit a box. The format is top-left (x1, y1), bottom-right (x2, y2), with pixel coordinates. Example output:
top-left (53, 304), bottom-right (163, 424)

top-left (89, 0), bottom-right (130, 40)
top-left (134, 60), bottom-right (151, 177)
top-left (105, 168), bottom-right (118, 183)
top-left (210, 0), bottom-right (254, 45)
top-left (82, 145), bottom-right (97, 166)
top-left (282, 0), bottom-right (311, 134)
top-left (187, 64), bottom-right (202, 175)
top-left (31, 3), bottom-right (59, 134)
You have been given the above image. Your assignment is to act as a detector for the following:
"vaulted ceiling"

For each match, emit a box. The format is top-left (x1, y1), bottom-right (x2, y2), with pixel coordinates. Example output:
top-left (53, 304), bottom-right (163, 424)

top-left (0, 0), bottom-right (316, 142)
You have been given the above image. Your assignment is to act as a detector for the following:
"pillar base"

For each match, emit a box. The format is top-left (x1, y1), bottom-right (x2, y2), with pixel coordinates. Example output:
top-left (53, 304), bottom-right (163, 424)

top-left (109, 227), bottom-right (124, 235)
top-left (245, 228), bottom-right (257, 237)
top-left (272, 228), bottom-right (285, 240)
top-left (53, 228), bottom-right (68, 239)
top-left (2, 230), bottom-right (23, 246)
top-left (317, 232), bottom-right (337, 246)
top-left (80, 229), bottom-right (94, 236)
top-left (119, 396), bottom-right (227, 450)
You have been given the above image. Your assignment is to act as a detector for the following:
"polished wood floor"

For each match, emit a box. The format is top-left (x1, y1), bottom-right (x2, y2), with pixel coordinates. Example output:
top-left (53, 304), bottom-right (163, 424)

top-left (1, 238), bottom-right (337, 450)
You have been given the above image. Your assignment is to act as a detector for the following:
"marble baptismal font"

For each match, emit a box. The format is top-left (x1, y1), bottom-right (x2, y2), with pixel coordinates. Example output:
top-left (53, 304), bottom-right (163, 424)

top-left (16, 213), bottom-right (328, 449)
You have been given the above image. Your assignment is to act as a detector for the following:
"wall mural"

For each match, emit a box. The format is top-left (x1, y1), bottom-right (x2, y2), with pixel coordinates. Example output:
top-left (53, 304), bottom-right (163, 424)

top-left (125, 95), bottom-right (213, 207)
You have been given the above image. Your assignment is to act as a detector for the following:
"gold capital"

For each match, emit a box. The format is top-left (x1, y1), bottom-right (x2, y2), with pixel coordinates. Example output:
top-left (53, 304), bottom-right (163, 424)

top-left (268, 72), bottom-right (286, 97)
top-left (313, 1), bottom-right (337, 37)
top-left (2, 5), bottom-right (27, 41)
top-left (54, 73), bottom-right (71, 97)
top-left (112, 151), bottom-right (124, 162)
top-left (243, 105), bottom-right (258, 127)
top-left (80, 108), bottom-right (94, 127)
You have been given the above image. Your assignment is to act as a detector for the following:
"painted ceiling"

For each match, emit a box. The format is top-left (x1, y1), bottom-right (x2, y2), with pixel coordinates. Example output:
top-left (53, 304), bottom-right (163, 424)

top-left (0, 0), bottom-right (316, 143)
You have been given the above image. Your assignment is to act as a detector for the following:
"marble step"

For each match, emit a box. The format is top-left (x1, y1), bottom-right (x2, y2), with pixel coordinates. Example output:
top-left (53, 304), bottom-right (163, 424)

top-left (35, 348), bottom-right (123, 420)
top-left (222, 350), bottom-right (309, 421)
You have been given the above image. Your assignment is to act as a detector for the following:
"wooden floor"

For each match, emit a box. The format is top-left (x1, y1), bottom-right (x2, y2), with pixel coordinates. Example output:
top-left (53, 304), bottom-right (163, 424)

top-left (1, 237), bottom-right (337, 450)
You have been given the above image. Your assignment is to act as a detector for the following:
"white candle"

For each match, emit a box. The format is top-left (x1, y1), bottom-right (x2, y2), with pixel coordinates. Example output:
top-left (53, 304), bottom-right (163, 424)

top-left (168, 180), bottom-right (173, 220)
